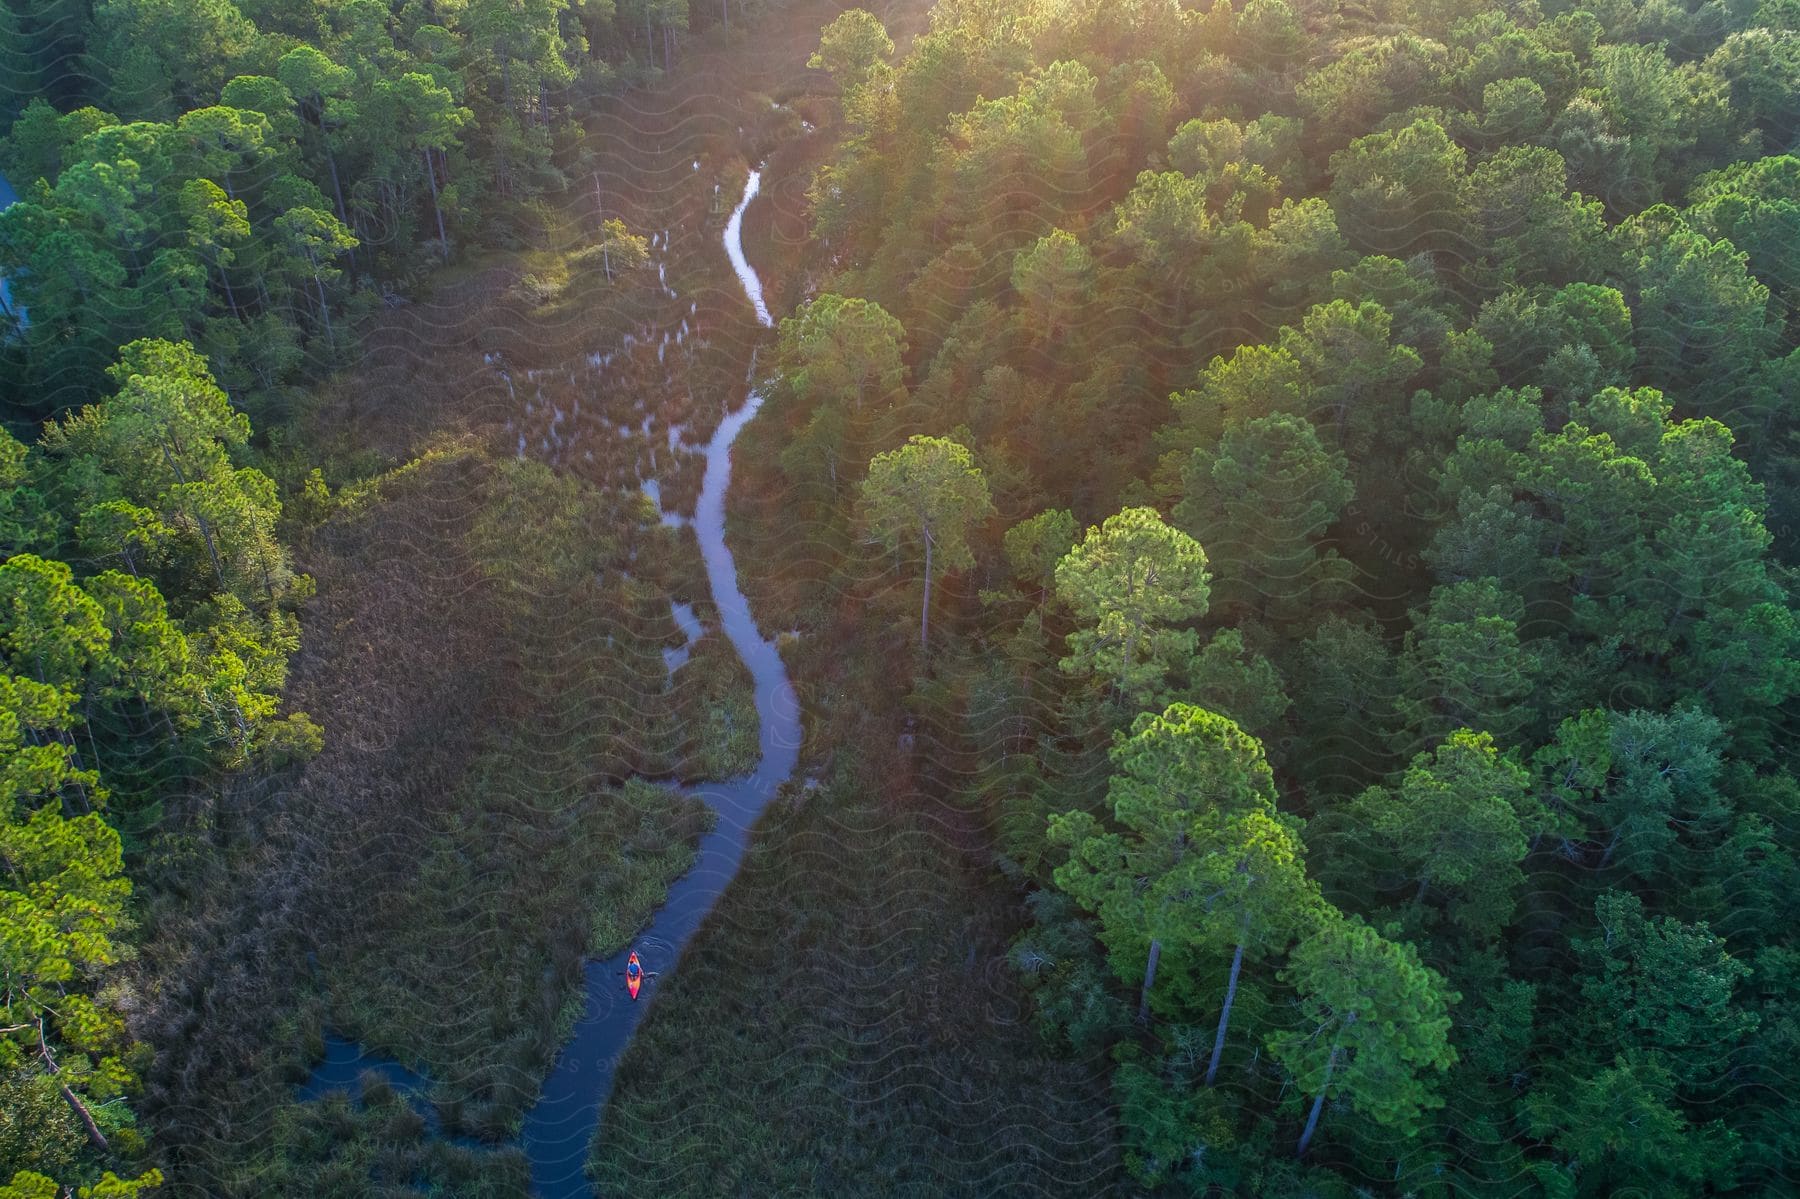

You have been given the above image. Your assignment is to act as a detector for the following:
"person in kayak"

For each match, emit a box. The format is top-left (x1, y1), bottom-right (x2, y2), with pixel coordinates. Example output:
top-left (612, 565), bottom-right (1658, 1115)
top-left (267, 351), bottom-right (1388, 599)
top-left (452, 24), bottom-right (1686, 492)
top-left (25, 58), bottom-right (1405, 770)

top-left (624, 951), bottom-right (659, 999)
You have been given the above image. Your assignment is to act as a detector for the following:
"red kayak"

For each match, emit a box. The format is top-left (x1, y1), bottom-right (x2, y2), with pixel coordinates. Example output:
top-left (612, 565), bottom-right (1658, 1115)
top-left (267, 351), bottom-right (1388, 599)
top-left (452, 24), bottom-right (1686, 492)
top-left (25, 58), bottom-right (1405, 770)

top-left (626, 951), bottom-right (643, 1001)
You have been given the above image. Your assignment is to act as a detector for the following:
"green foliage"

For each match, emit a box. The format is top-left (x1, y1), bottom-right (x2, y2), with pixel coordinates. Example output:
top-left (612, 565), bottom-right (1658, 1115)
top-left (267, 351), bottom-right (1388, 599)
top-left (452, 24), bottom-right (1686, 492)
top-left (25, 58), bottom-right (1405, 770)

top-left (749, 0), bottom-right (1800, 1188)
top-left (860, 435), bottom-right (995, 648)
top-left (1343, 729), bottom-right (1537, 939)
top-left (0, 1072), bottom-right (84, 1182)
top-left (0, 330), bottom-right (306, 1192)
top-left (1395, 579), bottom-right (1540, 754)
top-left (1279, 298), bottom-right (1422, 455)
top-left (1174, 412), bottom-right (1354, 622)
top-left (778, 293), bottom-right (908, 410)
top-left (1575, 890), bottom-right (1757, 1088)
top-left (0, 553), bottom-right (138, 1177)
top-left (784, 0), bottom-right (1800, 1186)
top-left (1328, 118), bottom-right (1472, 258)
top-left (807, 9), bottom-right (894, 91)
top-left (1045, 706), bottom-right (1322, 1164)
top-left (1010, 229), bottom-right (1093, 343)
top-left (1271, 915), bottom-right (1459, 1144)
top-left (1182, 628), bottom-right (1290, 745)
top-left (1526, 1052), bottom-right (1742, 1196)
top-left (1613, 206), bottom-right (1776, 400)
top-left (1167, 344), bottom-right (1311, 452)
top-left (7, 0), bottom-right (1799, 1188)
top-left (45, 339), bottom-right (292, 610)
top-left (1009, 890), bottom-right (1130, 1053)
top-left (1002, 508), bottom-right (1077, 595)
top-left (1054, 507), bottom-right (1211, 706)
top-left (0, 1169), bottom-right (163, 1198)
top-left (0, 0), bottom-right (701, 415)
top-left (583, 217), bottom-right (650, 280)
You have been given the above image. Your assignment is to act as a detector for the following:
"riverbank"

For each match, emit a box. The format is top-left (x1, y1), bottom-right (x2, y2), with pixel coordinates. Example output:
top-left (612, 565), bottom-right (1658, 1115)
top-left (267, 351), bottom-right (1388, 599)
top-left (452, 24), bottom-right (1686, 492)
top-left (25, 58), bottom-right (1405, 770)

top-left (133, 2), bottom-right (1125, 1193)
top-left (130, 4), bottom-right (861, 1193)
top-left (515, 165), bottom-right (800, 1198)
top-left (585, 7), bottom-right (1126, 1194)
top-left (136, 441), bottom-right (730, 1194)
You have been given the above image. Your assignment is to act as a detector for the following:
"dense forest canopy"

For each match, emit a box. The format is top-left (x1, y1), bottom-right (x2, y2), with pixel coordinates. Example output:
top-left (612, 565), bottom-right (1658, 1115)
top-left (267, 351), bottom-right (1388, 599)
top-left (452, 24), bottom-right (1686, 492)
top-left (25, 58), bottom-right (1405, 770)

top-left (1, 0), bottom-right (1798, 1192)
top-left (0, 0), bottom-right (725, 420)
top-left (755, 0), bottom-right (1800, 1193)
top-left (0, 0), bottom-right (744, 1193)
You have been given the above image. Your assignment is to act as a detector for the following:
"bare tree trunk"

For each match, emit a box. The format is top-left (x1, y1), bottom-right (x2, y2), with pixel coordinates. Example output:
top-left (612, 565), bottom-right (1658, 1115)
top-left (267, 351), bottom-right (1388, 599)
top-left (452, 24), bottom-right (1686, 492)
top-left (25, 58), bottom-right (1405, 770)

top-left (217, 262), bottom-right (241, 319)
top-left (316, 114), bottom-right (355, 273)
top-left (424, 148), bottom-right (449, 261)
top-left (920, 527), bottom-right (934, 651)
top-left (318, 276), bottom-right (332, 335)
top-left (39, 1024), bottom-right (108, 1152)
top-left (80, 701), bottom-right (103, 789)
top-left (296, 241), bottom-right (335, 343)
top-left (159, 440), bottom-right (228, 592)
top-left (1137, 937), bottom-right (1161, 1024)
top-left (1297, 1040), bottom-right (1343, 1157)
top-left (1303, 1029), bottom-right (1346, 1159)
top-left (1112, 554), bottom-right (1146, 698)
top-left (1205, 938), bottom-right (1246, 1084)
top-left (51, 722), bottom-right (91, 815)
top-left (325, 141), bottom-right (349, 228)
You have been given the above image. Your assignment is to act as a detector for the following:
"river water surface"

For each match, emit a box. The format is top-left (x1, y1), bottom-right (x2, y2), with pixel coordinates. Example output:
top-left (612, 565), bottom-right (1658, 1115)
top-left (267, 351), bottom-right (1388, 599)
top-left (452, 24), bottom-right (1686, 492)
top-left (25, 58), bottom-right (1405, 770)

top-left (302, 167), bottom-right (799, 1199)
top-left (0, 171), bottom-right (19, 323)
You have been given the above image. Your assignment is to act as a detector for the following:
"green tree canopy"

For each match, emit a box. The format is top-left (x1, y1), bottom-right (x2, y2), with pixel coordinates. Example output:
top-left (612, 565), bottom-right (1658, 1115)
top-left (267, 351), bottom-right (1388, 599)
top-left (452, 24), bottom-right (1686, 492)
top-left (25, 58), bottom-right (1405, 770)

top-left (1174, 411), bottom-right (1353, 622)
top-left (1345, 729), bottom-right (1539, 939)
top-left (1048, 705), bottom-right (1321, 1086)
top-left (1272, 914), bottom-right (1459, 1155)
top-left (860, 435), bottom-right (995, 649)
top-left (778, 293), bottom-right (909, 410)
top-left (1054, 508), bottom-right (1211, 707)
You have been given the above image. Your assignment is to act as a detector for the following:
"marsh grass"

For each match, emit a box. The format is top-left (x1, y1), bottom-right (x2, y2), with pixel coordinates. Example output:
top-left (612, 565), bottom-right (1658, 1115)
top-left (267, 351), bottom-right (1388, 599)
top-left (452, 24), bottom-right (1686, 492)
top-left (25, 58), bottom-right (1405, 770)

top-left (132, 4), bottom-right (994, 1194)
top-left (264, 1080), bottom-right (530, 1198)
top-left (300, 452), bottom-right (748, 1143)
top-left (593, 6), bottom-right (1124, 1183)
top-left (136, 445), bottom-right (746, 1194)
top-left (587, 773), bottom-right (1122, 1197)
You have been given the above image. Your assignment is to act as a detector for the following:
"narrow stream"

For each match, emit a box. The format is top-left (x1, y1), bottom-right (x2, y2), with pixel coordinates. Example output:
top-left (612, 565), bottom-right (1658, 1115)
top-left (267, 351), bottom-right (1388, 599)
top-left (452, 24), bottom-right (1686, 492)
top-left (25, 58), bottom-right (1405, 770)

top-left (301, 167), bottom-right (798, 1199)
top-left (722, 168), bottom-right (772, 328)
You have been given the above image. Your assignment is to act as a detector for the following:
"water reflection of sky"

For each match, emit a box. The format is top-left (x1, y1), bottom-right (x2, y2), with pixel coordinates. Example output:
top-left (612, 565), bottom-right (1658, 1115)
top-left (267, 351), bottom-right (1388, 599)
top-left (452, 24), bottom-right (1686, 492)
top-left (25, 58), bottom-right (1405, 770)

top-left (0, 171), bottom-right (19, 325)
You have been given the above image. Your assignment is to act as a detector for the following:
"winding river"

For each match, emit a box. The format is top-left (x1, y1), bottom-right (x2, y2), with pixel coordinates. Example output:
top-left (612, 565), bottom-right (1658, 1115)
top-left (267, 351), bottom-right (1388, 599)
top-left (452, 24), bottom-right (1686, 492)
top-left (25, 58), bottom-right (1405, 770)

top-left (302, 167), bottom-right (800, 1198)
